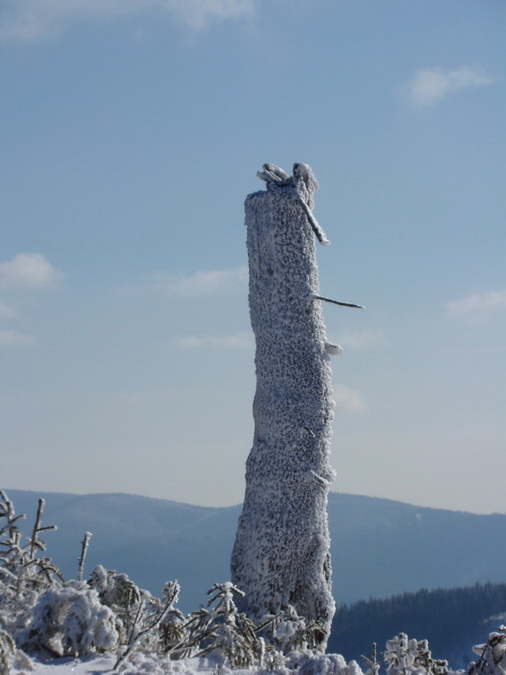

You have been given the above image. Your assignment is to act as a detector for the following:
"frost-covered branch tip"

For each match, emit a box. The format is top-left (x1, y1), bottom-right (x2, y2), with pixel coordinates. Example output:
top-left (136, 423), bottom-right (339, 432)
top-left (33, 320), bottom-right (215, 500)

top-left (77, 532), bottom-right (92, 582)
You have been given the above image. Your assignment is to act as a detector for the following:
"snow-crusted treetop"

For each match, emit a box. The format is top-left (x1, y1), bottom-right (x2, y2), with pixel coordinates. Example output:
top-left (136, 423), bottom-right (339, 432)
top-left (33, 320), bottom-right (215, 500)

top-left (255, 162), bottom-right (329, 244)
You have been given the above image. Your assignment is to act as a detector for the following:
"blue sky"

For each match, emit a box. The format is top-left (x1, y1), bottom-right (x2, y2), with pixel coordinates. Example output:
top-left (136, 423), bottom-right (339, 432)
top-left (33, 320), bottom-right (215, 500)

top-left (1, 0), bottom-right (505, 514)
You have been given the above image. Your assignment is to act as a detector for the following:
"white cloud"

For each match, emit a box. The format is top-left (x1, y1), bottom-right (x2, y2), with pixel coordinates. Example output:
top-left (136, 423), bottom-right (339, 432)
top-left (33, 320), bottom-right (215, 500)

top-left (171, 331), bottom-right (253, 350)
top-left (0, 0), bottom-right (257, 42)
top-left (333, 384), bottom-right (367, 414)
top-left (402, 65), bottom-right (495, 108)
top-left (0, 253), bottom-right (65, 290)
top-left (339, 328), bottom-right (384, 351)
top-left (0, 329), bottom-right (36, 347)
top-left (149, 265), bottom-right (248, 298)
top-left (446, 290), bottom-right (506, 320)
top-left (164, 0), bottom-right (256, 30)
top-left (0, 300), bottom-right (15, 319)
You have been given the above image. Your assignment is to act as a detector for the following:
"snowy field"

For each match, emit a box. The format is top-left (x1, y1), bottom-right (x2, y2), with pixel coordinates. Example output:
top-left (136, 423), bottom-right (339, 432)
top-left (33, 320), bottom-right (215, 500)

top-left (10, 653), bottom-right (255, 675)
top-left (8, 651), bottom-right (369, 675)
top-left (10, 653), bottom-right (235, 675)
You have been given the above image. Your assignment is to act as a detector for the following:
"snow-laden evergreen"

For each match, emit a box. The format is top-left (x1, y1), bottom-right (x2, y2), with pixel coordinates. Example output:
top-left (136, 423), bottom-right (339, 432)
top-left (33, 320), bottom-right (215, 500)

top-left (231, 164), bottom-right (336, 648)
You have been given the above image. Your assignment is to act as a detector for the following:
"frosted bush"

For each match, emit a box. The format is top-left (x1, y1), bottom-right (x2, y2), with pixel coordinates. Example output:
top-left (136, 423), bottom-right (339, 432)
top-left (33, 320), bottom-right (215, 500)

top-left (0, 630), bottom-right (15, 675)
top-left (292, 652), bottom-right (364, 675)
top-left (114, 581), bottom-right (185, 670)
top-left (173, 582), bottom-right (261, 668)
top-left (384, 633), bottom-right (420, 674)
top-left (0, 492), bottom-right (62, 638)
top-left (259, 605), bottom-right (326, 655)
top-left (88, 565), bottom-right (144, 644)
top-left (17, 583), bottom-right (119, 656)
top-left (0, 630), bottom-right (32, 675)
top-left (88, 565), bottom-right (141, 611)
top-left (258, 638), bottom-right (286, 672)
top-left (384, 634), bottom-right (448, 675)
top-left (469, 626), bottom-right (506, 675)
top-left (144, 581), bottom-right (186, 653)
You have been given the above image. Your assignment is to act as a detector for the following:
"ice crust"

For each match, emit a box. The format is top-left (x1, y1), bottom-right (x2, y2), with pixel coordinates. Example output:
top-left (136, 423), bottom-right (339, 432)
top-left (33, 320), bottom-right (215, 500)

top-left (231, 164), bottom-right (336, 647)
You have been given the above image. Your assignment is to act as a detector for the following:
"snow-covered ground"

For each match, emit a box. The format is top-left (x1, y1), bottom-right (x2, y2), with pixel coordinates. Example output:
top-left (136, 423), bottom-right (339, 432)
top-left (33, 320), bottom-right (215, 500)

top-left (9, 651), bottom-right (366, 675)
top-left (10, 653), bottom-right (239, 675)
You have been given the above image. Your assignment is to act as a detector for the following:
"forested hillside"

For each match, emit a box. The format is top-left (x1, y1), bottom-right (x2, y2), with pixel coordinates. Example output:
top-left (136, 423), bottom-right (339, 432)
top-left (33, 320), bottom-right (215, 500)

top-left (329, 583), bottom-right (506, 669)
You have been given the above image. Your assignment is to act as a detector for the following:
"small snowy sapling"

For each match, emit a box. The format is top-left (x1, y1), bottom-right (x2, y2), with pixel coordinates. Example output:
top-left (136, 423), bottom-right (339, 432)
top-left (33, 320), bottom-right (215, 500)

top-left (469, 626), bottom-right (506, 675)
top-left (172, 582), bottom-right (261, 668)
top-left (113, 580), bottom-right (184, 670)
top-left (0, 492), bottom-right (63, 639)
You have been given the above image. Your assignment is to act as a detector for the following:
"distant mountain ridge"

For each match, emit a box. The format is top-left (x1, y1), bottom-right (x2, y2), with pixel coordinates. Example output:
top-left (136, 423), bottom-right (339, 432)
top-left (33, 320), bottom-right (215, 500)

top-left (4, 489), bottom-right (506, 614)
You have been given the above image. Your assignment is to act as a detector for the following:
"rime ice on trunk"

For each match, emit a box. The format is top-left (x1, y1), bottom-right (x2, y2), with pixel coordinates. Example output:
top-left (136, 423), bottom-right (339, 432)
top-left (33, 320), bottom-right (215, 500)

top-left (231, 163), bottom-right (336, 649)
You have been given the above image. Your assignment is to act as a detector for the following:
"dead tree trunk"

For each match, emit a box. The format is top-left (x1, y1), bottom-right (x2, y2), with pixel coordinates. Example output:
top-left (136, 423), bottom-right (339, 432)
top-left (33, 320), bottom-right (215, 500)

top-left (231, 163), bottom-right (336, 649)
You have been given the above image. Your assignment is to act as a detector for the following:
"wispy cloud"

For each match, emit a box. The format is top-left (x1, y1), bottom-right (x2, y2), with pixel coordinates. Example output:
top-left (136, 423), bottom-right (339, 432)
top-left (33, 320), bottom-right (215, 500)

top-left (0, 253), bottom-right (65, 291)
top-left (0, 254), bottom-right (64, 346)
top-left (0, 300), bottom-right (15, 319)
top-left (0, 0), bottom-right (257, 43)
top-left (333, 384), bottom-right (367, 414)
top-left (339, 328), bottom-right (384, 351)
top-left (401, 65), bottom-right (495, 108)
top-left (148, 266), bottom-right (248, 298)
top-left (171, 331), bottom-right (253, 350)
top-left (0, 329), bottom-right (36, 347)
top-left (164, 0), bottom-right (256, 30)
top-left (446, 290), bottom-right (506, 321)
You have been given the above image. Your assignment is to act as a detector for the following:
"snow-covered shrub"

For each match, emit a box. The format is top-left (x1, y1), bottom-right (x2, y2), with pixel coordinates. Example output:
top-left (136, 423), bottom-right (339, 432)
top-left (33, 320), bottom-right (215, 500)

top-left (0, 630), bottom-right (15, 675)
top-left (174, 582), bottom-right (261, 668)
top-left (413, 640), bottom-right (449, 675)
top-left (296, 652), bottom-right (364, 675)
top-left (1, 494), bottom-right (192, 667)
top-left (0, 493), bottom-right (61, 591)
top-left (153, 581), bottom-right (187, 653)
top-left (88, 565), bottom-right (142, 643)
top-left (384, 633), bottom-right (419, 675)
top-left (361, 642), bottom-right (382, 675)
top-left (0, 630), bottom-right (32, 675)
top-left (384, 634), bottom-right (448, 675)
top-left (17, 583), bottom-right (119, 657)
top-left (469, 626), bottom-right (506, 675)
top-left (258, 637), bottom-right (287, 672)
top-left (259, 604), bottom-right (326, 655)
top-left (1, 494), bottom-right (122, 659)
top-left (0, 492), bottom-right (62, 637)
top-left (114, 580), bottom-right (185, 670)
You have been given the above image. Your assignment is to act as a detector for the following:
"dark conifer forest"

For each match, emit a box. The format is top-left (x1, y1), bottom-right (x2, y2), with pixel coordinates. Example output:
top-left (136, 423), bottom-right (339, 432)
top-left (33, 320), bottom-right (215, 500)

top-left (329, 583), bottom-right (506, 668)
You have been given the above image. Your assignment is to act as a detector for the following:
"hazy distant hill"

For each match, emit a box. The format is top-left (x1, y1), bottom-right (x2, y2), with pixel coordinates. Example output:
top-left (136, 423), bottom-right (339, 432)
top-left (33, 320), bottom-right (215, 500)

top-left (4, 489), bottom-right (506, 614)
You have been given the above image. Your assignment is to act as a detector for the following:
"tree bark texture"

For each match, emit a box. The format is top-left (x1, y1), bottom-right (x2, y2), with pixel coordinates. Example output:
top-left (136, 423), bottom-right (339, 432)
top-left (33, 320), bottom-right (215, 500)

top-left (231, 164), bottom-right (336, 648)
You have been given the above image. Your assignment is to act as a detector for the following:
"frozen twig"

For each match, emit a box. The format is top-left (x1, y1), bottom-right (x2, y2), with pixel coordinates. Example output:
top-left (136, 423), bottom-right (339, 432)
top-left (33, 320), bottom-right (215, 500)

top-left (313, 294), bottom-right (365, 309)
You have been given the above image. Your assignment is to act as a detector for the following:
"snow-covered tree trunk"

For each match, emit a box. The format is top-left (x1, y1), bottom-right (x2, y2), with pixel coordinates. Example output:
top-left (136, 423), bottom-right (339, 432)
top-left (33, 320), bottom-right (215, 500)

top-left (231, 163), bottom-right (336, 649)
